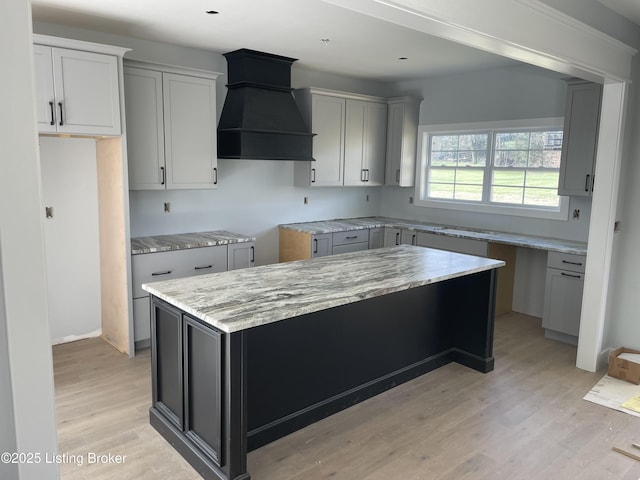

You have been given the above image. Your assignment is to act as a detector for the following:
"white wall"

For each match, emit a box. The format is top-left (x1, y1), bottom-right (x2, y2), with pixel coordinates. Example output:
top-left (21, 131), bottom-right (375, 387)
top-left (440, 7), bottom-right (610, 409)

top-left (1, 1), bottom-right (59, 479)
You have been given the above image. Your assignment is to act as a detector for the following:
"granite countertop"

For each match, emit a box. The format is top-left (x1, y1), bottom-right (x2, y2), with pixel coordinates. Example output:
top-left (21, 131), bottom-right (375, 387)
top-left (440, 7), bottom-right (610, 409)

top-left (131, 230), bottom-right (255, 255)
top-left (279, 217), bottom-right (587, 255)
top-left (143, 245), bottom-right (504, 333)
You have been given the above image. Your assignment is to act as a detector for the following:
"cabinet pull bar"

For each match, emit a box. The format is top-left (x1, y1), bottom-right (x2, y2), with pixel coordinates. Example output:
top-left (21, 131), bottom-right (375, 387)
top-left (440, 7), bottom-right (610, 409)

top-left (313, 238), bottom-right (318, 254)
top-left (395, 232), bottom-right (400, 245)
top-left (213, 167), bottom-right (218, 185)
top-left (561, 272), bottom-right (582, 279)
top-left (361, 169), bottom-right (366, 182)
top-left (562, 260), bottom-right (583, 266)
top-left (250, 246), bottom-right (255, 263)
top-left (49, 101), bottom-right (55, 125)
top-left (194, 265), bottom-right (212, 270)
top-left (585, 174), bottom-right (590, 192)
top-left (311, 168), bottom-right (316, 183)
top-left (412, 234), bottom-right (417, 246)
top-left (151, 270), bottom-right (172, 276)
top-left (58, 102), bottom-right (64, 126)
top-left (160, 166), bottom-right (165, 185)
top-left (366, 169), bottom-right (370, 182)
top-left (345, 235), bottom-right (358, 239)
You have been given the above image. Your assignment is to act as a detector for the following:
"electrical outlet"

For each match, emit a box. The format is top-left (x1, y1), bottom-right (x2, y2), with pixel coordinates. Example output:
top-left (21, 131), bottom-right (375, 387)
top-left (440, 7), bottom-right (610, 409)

top-left (409, 196), bottom-right (414, 204)
top-left (164, 202), bottom-right (171, 213)
top-left (572, 209), bottom-right (580, 219)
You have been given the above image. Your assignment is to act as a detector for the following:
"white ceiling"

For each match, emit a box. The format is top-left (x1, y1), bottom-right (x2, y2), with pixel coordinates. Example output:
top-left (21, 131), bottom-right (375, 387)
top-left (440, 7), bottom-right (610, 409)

top-left (30, 0), bottom-right (640, 82)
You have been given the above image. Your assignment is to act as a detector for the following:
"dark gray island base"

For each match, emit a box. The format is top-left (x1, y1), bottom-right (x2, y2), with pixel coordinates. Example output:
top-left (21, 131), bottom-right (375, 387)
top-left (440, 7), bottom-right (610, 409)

top-left (143, 246), bottom-right (503, 480)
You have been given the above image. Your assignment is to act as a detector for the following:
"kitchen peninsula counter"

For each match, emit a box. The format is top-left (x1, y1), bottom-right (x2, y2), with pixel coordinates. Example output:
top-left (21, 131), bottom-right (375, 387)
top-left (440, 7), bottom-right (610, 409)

top-left (144, 246), bottom-right (504, 480)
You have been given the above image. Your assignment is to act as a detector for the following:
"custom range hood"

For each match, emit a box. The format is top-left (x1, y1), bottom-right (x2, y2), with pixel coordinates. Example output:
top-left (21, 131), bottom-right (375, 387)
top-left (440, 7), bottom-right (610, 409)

top-left (217, 48), bottom-right (315, 161)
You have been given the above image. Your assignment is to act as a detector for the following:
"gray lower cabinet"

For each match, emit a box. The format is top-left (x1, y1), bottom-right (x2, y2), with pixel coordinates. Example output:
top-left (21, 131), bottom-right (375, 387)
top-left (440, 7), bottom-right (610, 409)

top-left (311, 233), bottom-right (332, 258)
top-left (151, 298), bottom-right (223, 468)
top-left (383, 227), bottom-right (402, 247)
top-left (132, 243), bottom-right (254, 348)
top-left (542, 252), bottom-right (586, 344)
top-left (368, 227), bottom-right (384, 249)
top-left (332, 229), bottom-right (369, 254)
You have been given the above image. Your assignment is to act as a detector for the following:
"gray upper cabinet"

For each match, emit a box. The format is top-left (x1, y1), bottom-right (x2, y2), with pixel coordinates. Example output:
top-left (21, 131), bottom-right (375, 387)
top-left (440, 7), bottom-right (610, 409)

top-left (385, 97), bottom-right (421, 187)
top-left (294, 88), bottom-right (387, 187)
top-left (343, 99), bottom-right (387, 186)
top-left (294, 91), bottom-right (345, 187)
top-left (558, 81), bottom-right (602, 197)
top-left (124, 61), bottom-right (220, 190)
top-left (34, 44), bottom-right (121, 136)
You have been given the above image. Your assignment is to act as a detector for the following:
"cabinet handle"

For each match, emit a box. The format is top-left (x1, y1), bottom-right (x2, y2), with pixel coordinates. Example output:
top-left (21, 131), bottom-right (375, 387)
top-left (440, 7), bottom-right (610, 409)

top-left (365, 169), bottom-right (370, 182)
top-left (412, 234), bottom-right (417, 245)
top-left (345, 235), bottom-right (358, 239)
top-left (562, 260), bottom-right (583, 266)
top-left (585, 174), bottom-right (590, 192)
top-left (591, 174), bottom-right (595, 192)
top-left (396, 169), bottom-right (400, 183)
top-left (361, 169), bottom-right (366, 182)
top-left (49, 101), bottom-right (55, 126)
top-left (250, 246), bottom-right (255, 263)
top-left (311, 168), bottom-right (316, 183)
top-left (58, 102), bottom-right (64, 126)
top-left (395, 232), bottom-right (400, 245)
top-left (313, 238), bottom-right (318, 254)
top-left (194, 265), bottom-right (213, 270)
top-left (561, 272), bottom-right (582, 279)
top-left (160, 166), bottom-right (165, 185)
top-left (151, 270), bottom-right (172, 276)
top-left (213, 167), bottom-right (218, 185)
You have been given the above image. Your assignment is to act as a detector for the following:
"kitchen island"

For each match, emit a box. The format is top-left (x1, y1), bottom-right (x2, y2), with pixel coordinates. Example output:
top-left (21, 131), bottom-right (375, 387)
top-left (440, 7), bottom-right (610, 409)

top-left (143, 245), bottom-right (504, 480)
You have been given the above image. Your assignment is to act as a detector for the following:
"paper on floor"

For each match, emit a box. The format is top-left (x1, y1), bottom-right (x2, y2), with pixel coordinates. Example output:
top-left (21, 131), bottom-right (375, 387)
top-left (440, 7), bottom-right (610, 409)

top-left (583, 374), bottom-right (640, 417)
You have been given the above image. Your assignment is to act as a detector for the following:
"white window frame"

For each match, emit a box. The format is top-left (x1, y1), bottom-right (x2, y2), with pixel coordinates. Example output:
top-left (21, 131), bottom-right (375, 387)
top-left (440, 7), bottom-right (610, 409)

top-left (415, 118), bottom-right (569, 220)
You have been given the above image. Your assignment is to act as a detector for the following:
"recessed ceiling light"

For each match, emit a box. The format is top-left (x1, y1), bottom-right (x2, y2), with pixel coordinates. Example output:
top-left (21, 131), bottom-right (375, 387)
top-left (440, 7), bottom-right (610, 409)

top-left (321, 38), bottom-right (331, 45)
top-left (206, 10), bottom-right (219, 15)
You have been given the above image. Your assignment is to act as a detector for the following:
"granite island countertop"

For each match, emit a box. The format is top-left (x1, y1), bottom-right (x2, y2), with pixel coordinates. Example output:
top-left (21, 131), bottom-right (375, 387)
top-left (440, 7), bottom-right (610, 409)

top-left (143, 245), bottom-right (504, 334)
top-left (131, 230), bottom-right (255, 255)
top-left (279, 217), bottom-right (587, 255)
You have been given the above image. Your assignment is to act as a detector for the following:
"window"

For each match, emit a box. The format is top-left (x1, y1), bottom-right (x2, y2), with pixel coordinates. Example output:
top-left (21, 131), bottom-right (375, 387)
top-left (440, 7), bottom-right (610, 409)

top-left (416, 118), bottom-right (569, 220)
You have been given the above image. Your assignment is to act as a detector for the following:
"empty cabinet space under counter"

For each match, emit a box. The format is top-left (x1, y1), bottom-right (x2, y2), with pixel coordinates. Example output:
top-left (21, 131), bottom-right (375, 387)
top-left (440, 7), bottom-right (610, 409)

top-left (542, 251), bottom-right (586, 345)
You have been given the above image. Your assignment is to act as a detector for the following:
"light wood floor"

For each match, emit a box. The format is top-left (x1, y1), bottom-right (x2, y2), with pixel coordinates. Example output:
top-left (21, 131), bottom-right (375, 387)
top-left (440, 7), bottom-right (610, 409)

top-left (53, 313), bottom-right (640, 480)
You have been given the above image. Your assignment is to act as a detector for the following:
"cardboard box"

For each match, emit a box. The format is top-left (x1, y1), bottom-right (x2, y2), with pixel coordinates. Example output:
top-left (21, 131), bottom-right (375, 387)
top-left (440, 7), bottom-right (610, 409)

top-left (608, 347), bottom-right (640, 385)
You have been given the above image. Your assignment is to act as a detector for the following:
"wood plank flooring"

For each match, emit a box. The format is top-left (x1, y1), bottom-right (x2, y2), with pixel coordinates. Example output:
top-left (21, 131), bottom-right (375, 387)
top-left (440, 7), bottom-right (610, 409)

top-left (53, 313), bottom-right (640, 479)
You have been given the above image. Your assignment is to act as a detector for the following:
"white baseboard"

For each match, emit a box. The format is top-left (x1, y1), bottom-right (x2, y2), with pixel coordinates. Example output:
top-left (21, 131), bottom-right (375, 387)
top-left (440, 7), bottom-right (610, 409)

top-left (51, 329), bottom-right (102, 346)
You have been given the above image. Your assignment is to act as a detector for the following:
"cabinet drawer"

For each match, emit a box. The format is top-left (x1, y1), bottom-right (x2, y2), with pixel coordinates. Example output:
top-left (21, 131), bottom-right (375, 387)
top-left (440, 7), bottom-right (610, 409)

top-left (547, 251), bottom-right (586, 273)
top-left (332, 242), bottom-right (369, 255)
top-left (132, 245), bottom-right (228, 298)
top-left (333, 230), bottom-right (369, 246)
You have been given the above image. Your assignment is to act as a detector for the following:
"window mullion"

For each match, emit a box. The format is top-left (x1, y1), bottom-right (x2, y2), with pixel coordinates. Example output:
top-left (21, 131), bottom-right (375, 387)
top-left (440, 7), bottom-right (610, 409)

top-left (483, 131), bottom-right (495, 203)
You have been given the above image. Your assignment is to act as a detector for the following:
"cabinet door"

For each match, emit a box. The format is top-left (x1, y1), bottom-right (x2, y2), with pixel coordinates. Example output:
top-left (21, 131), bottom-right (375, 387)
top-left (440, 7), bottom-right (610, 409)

top-left (183, 317), bottom-right (223, 466)
top-left (542, 268), bottom-right (584, 336)
top-left (369, 228), bottom-right (384, 249)
top-left (228, 242), bottom-right (256, 270)
top-left (344, 99), bottom-right (367, 185)
top-left (383, 227), bottom-right (402, 247)
top-left (163, 73), bottom-right (218, 189)
top-left (385, 98), bottom-right (420, 187)
top-left (401, 229), bottom-right (417, 245)
top-left (311, 234), bottom-right (332, 258)
top-left (363, 101), bottom-right (387, 186)
top-left (33, 45), bottom-right (57, 132)
top-left (151, 299), bottom-right (184, 429)
top-left (310, 95), bottom-right (345, 186)
top-left (558, 82), bottom-right (602, 196)
top-left (52, 48), bottom-right (121, 135)
top-left (124, 67), bottom-right (166, 190)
